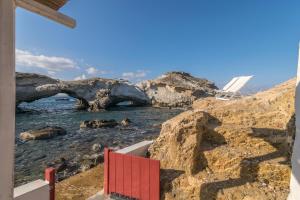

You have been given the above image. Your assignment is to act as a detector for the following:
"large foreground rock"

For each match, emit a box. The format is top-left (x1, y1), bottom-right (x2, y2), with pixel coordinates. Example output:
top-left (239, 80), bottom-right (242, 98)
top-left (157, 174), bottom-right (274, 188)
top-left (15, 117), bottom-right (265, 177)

top-left (137, 72), bottom-right (218, 107)
top-left (149, 111), bottom-right (209, 174)
top-left (150, 79), bottom-right (295, 200)
top-left (16, 72), bottom-right (150, 111)
top-left (20, 126), bottom-right (66, 141)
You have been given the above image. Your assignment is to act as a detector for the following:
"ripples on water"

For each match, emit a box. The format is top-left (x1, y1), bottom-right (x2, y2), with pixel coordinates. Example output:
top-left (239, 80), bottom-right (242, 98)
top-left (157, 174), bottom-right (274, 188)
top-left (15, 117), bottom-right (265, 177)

top-left (15, 94), bottom-right (182, 186)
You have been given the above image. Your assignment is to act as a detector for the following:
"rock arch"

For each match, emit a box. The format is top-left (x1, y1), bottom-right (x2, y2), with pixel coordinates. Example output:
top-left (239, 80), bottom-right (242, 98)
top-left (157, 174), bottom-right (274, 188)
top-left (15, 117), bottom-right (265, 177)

top-left (16, 73), bottom-right (150, 111)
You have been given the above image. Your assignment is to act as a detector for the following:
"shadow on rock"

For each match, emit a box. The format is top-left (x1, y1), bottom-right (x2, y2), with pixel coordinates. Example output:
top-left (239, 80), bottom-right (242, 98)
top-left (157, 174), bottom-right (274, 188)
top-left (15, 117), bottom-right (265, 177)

top-left (199, 116), bottom-right (293, 200)
top-left (160, 169), bottom-right (185, 199)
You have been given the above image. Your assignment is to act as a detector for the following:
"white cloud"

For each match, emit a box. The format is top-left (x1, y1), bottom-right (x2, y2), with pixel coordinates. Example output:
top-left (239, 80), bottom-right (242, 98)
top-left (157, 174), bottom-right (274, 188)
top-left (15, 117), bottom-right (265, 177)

top-left (122, 70), bottom-right (149, 82)
top-left (74, 74), bottom-right (87, 80)
top-left (47, 71), bottom-right (56, 76)
top-left (16, 49), bottom-right (77, 72)
top-left (86, 67), bottom-right (98, 75)
top-left (86, 66), bottom-right (109, 76)
top-left (122, 70), bottom-right (148, 79)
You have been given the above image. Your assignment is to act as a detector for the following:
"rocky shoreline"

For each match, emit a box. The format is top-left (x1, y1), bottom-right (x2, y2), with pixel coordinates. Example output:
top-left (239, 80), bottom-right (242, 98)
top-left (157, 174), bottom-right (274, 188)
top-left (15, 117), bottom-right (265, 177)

top-left (16, 71), bottom-right (218, 111)
top-left (16, 72), bottom-right (295, 199)
top-left (54, 76), bottom-right (295, 199)
top-left (17, 117), bottom-right (139, 182)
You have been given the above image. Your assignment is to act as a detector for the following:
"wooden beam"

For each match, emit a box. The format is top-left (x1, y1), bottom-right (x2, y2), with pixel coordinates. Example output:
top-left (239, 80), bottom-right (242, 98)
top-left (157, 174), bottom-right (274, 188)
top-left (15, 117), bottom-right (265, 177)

top-left (15, 0), bottom-right (76, 28)
top-left (0, 0), bottom-right (16, 199)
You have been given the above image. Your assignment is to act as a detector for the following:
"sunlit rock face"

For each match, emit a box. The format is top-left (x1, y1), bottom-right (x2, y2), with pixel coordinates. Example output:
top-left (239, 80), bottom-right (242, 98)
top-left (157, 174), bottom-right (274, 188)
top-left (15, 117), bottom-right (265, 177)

top-left (137, 71), bottom-right (218, 108)
top-left (149, 110), bottom-right (210, 174)
top-left (149, 78), bottom-right (295, 200)
top-left (16, 72), bottom-right (150, 111)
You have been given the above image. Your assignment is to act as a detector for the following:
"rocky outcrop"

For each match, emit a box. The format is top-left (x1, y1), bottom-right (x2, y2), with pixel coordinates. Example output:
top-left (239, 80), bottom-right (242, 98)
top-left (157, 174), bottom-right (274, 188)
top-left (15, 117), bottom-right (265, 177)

top-left (16, 72), bottom-right (150, 111)
top-left (149, 111), bottom-right (210, 174)
top-left (137, 72), bottom-right (218, 107)
top-left (149, 79), bottom-right (295, 200)
top-left (20, 126), bottom-right (66, 141)
top-left (16, 72), bottom-right (218, 110)
top-left (16, 72), bottom-right (60, 105)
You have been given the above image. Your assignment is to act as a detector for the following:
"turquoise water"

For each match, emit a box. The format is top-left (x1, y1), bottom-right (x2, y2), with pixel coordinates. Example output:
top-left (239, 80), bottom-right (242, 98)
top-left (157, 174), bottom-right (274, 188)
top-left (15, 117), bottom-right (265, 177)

top-left (15, 95), bottom-right (182, 186)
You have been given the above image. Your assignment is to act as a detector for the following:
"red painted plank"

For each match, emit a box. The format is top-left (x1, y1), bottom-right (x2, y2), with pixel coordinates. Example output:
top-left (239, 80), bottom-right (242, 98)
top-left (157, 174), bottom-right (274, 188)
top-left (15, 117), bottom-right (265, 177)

top-left (150, 160), bottom-right (160, 200)
top-left (104, 148), bottom-right (110, 194)
top-left (132, 156), bottom-right (141, 199)
top-left (116, 153), bottom-right (124, 195)
top-left (109, 152), bottom-right (116, 193)
top-left (123, 154), bottom-right (132, 197)
top-left (45, 168), bottom-right (55, 200)
top-left (140, 158), bottom-right (150, 200)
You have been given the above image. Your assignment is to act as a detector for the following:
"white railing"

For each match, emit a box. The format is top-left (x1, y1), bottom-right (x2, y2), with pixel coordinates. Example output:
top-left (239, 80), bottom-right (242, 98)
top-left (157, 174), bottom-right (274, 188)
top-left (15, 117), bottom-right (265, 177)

top-left (14, 168), bottom-right (55, 200)
top-left (14, 180), bottom-right (49, 200)
top-left (116, 140), bottom-right (153, 156)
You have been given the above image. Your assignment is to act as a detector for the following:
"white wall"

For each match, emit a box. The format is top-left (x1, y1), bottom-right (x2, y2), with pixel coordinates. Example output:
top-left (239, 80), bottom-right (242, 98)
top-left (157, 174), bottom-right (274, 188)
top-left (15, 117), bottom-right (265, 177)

top-left (116, 140), bottom-right (153, 156)
top-left (288, 46), bottom-right (300, 200)
top-left (14, 180), bottom-right (49, 200)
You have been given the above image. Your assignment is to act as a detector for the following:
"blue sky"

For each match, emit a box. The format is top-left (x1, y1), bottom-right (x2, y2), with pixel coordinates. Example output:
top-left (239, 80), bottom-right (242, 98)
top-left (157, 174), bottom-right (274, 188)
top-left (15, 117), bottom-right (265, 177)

top-left (16, 0), bottom-right (300, 89)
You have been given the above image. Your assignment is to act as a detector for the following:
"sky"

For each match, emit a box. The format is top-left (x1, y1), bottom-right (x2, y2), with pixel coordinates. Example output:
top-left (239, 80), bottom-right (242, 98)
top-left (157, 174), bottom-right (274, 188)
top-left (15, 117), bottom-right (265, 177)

top-left (16, 0), bottom-right (300, 90)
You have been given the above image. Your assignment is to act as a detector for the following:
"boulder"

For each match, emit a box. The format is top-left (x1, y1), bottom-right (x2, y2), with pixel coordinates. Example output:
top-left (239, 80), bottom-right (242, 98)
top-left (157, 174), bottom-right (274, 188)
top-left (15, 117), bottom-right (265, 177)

top-left (91, 143), bottom-right (102, 152)
top-left (80, 154), bottom-right (103, 172)
top-left (19, 126), bottom-right (66, 141)
top-left (121, 118), bottom-right (132, 126)
top-left (80, 119), bottom-right (118, 129)
top-left (56, 157), bottom-right (68, 172)
top-left (137, 71), bottom-right (218, 107)
top-left (149, 110), bottom-right (209, 174)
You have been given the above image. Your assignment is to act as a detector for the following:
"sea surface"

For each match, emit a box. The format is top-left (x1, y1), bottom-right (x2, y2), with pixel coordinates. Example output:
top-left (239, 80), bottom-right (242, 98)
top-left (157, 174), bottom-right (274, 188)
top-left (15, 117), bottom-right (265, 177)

top-left (15, 94), bottom-right (182, 186)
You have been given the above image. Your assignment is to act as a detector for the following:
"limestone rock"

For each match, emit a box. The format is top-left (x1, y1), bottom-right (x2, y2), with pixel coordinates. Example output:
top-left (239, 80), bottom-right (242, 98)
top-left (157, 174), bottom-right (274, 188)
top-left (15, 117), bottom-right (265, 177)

top-left (149, 110), bottom-right (209, 174)
top-left (20, 126), bottom-right (66, 141)
top-left (80, 119), bottom-right (118, 129)
top-left (137, 71), bottom-right (218, 107)
top-left (16, 72), bottom-right (150, 111)
top-left (91, 143), bottom-right (102, 152)
top-left (121, 118), bottom-right (131, 127)
top-left (150, 78), bottom-right (295, 200)
top-left (16, 72), bottom-right (60, 105)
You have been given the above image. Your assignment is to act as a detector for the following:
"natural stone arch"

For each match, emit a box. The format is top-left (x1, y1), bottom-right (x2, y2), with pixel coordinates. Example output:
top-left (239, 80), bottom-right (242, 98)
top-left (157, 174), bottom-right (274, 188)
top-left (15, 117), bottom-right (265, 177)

top-left (16, 73), bottom-right (150, 111)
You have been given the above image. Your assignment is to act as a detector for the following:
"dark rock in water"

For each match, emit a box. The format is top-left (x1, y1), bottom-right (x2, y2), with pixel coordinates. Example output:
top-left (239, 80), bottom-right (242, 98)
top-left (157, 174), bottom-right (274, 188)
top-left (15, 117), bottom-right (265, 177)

top-left (19, 126), bottom-right (66, 141)
top-left (80, 119), bottom-right (118, 129)
top-left (75, 99), bottom-right (89, 110)
top-left (121, 118), bottom-right (131, 127)
top-left (56, 157), bottom-right (68, 172)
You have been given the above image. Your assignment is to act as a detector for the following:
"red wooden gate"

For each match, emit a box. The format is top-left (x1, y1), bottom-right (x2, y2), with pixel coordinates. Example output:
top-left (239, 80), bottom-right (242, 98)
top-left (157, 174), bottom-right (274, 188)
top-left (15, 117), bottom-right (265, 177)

top-left (104, 148), bottom-right (160, 200)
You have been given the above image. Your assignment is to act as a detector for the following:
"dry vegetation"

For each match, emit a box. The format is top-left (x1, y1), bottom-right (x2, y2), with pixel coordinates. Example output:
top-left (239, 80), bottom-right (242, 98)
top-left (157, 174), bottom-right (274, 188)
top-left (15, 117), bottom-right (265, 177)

top-left (56, 164), bottom-right (104, 200)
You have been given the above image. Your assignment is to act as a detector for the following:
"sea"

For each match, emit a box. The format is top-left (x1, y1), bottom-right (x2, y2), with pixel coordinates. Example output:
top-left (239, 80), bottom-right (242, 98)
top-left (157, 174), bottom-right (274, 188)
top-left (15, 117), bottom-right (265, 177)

top-left (15, 94), bottom-right (182, 186)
